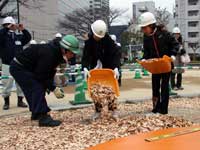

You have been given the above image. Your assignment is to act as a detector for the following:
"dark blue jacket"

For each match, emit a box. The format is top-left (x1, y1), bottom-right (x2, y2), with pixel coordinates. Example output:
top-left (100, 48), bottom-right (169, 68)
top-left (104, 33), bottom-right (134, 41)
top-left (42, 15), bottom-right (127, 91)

top-left (0, 27), bottom-right (31, 65)
top-left (143, 27), bottom-right (179, 59)
top-left (82, 33), bottom-right (120, 70)
top-left (15, 40), bottom-right (65, 91)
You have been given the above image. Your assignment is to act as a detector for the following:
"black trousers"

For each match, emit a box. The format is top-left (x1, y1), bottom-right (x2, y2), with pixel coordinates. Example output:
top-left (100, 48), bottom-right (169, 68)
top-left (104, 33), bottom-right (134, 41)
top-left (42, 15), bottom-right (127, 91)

top-left (171, 72), bottom-right (182, 88)
top-left (10, 61), bottom-right (51, 114)
top-left (152, 72), bottom-right (171, 114)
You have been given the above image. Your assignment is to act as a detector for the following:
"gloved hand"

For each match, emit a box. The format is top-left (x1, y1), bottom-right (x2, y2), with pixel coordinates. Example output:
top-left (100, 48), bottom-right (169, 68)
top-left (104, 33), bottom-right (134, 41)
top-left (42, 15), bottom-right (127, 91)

top-left (84, 67), bottom-right (90, 79)
top-left (141, 59), bottom-right (146, 62)
top-left (171, 55), bottom-right (176, 62)
top-left (94, 59), bottom-right (102, 69)
top-left (53, 87), bottom-right (65, 99)
top-left (113, 68), bottom-right (120, 79)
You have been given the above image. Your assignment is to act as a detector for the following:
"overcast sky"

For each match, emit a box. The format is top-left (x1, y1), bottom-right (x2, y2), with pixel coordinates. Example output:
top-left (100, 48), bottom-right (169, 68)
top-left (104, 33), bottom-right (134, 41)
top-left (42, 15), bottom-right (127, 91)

top-left (110, 0), bottom-right (175, 25)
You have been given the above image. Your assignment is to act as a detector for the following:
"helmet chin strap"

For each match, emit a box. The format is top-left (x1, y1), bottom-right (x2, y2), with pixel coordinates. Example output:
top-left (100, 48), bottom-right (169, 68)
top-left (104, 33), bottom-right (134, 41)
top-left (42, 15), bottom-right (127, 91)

top-left (149, 27), bottom-right (157, 36)
top-left (63, 55), bottom-right (68, 63)
top-left (61, 48), bottom-right (68, 62)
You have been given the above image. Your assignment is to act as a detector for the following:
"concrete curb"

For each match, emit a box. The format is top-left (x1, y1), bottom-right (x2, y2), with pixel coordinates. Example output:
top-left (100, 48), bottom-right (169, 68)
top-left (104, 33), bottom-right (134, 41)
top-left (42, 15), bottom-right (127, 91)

top-left (49, 93), bottom-right (200, 111)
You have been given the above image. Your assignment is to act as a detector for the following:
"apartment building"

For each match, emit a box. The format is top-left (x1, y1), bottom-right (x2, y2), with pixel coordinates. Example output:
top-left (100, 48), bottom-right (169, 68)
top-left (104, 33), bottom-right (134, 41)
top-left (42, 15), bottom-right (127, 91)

top-left (89, 0), bottom-right (110, 21)
top-left (175, 0), bottom-right (200, 54)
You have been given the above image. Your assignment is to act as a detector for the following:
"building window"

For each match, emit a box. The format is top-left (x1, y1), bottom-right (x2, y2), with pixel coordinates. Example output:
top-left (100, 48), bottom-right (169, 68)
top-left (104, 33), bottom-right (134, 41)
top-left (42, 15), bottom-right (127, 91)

top-left (188, 32), bottom-right (199, 37)
top-left (188, 0), bottom-right (198, 5)
top-left (188, 21), bottom-right (199, 27)
top-left (188, 10), bottom-right (199, 16)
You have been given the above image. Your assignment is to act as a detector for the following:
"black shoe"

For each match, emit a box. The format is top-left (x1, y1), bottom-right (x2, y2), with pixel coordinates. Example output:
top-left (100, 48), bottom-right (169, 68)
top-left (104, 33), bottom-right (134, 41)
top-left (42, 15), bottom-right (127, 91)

top-left (152, 109), bottom-right (158, 113)
top-left (17, 98), bottom-right (28, 108)
top-left (31, 113), bottom-right (41, 120)
top-left (3, 97), bottom-right (9, 110)
top-left (3, 104), bottom-right (9, 110)
top-left (39, 114), bottom-right (61, 127)
top-left (158, 110), bottom-right (168, 115)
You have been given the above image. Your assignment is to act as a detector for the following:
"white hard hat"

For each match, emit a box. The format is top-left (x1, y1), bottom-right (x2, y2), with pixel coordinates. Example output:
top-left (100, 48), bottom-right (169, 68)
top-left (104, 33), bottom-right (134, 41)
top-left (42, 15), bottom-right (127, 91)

top-left (30, 40), bottom-right (37, 45)
top-left (110, 34), bottom-right (117, 42)
top-left (117, 43), bottom-right (121, 47)
top-left (172, 27), bottom-right (181, 33)
top-left (55, 33), bottom-right (62, 38)
top-left (138, 12), bottom-right (156, 27)
top-left (91, 20), bottom-right (107, 38)
top-left (40, 41), bottom-right (46, 44)
top-left (2, 16), bottom-right (16, 25)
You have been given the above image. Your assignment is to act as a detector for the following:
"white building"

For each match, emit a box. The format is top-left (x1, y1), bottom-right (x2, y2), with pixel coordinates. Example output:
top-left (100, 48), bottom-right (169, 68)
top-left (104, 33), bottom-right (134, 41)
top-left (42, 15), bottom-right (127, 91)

top-left (132, 1), bottom-right (156, 24)
top-left (89, 0), bottom-right (110, 21)
top-left (175, 0), bottom-right (200, 54)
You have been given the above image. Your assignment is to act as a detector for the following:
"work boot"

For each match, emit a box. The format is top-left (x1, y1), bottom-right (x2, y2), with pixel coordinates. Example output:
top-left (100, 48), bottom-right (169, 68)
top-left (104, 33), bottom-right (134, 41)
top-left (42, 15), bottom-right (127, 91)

top-left (39, 114), bottom-right (62, 127)
top-left (17, 96), bottom-right (28, 108)
top-left (3, 97), bottom-right (10, 110)
top-left (91, 112), bottom-right (101, 121)
top-left (31, 113), bottom-right (41, 120)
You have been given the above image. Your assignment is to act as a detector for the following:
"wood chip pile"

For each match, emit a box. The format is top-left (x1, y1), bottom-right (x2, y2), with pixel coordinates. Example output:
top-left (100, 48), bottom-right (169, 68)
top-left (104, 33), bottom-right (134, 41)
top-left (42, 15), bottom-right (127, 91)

top-left (0, 97), bottom-right (199, 150)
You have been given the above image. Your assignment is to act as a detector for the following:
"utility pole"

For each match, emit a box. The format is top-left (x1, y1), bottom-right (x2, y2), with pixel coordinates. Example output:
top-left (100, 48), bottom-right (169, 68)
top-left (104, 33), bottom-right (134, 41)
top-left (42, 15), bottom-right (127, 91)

top-left (32, 31), bottom-right (35, 40)
top-left (17, 0), bottom-right (20, 23)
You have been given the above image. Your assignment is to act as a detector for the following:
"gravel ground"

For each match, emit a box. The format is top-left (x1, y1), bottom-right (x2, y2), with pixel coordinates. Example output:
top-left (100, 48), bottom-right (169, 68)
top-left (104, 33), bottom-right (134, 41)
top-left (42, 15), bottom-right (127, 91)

top-left (0, 97), bottom-right (199, 150)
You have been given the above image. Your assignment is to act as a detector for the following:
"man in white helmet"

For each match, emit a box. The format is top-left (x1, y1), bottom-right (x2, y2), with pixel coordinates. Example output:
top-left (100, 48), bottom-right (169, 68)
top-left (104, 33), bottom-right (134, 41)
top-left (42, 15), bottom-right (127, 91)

top-left (171, 27), bottom-right (187, 91)
top-left (138, 12), bottom-right (179, 115)
top-left (82, 20), bottom-right (121, 120)
top-left (30, 40), bottom-right (37, 45)
top-left (0, 16), bottom-right (31, 110)
top-left (55, 33), bottom-right (62, 38)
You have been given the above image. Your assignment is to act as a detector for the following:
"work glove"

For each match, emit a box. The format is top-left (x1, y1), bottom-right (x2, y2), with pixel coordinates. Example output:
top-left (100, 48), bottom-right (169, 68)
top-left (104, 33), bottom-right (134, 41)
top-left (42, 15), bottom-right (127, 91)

top-left (113, 68), bottom-right (120, 79)
top-left (53, 87), bottom-right (65, 99)
top-left (171, 55), bottom-right (176, 62)
top-left (84, 67), bottom-right (90, 80)
top-left (94, 59), bottom-right (102, 69)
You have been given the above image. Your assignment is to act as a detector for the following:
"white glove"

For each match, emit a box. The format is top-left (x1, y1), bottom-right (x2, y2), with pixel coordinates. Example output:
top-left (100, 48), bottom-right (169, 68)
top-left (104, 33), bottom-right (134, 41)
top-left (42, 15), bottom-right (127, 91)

top-left (54, 87), bottom-right (65, 99)
top-left (94, 59), bottom-right (102, 69)
top-left (141, 59), bottom-right (146, 62)
top-left (84, 67), bottom-right (90, 79)
top-left (171, 55), bottom-right (176, 62)
top-left (113, 68), bottom-right (120, 79)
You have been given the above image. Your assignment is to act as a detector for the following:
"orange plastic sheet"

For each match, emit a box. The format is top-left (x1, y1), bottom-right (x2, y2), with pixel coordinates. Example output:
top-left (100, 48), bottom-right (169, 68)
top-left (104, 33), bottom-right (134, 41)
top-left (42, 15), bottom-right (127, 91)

top-left (87, 69), bottom-right (120, 97)
top-left (87, 126), bottom-right (200, 150)
top-left (137, 55), bottom-right (172, 74)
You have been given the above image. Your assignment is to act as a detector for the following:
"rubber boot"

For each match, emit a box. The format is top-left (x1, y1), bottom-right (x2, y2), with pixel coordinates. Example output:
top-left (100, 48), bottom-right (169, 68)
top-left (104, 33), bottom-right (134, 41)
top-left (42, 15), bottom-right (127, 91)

top-left (17, 96), bottom-right (28, 108)
top-left (3, 97), bottom-right (9, 110)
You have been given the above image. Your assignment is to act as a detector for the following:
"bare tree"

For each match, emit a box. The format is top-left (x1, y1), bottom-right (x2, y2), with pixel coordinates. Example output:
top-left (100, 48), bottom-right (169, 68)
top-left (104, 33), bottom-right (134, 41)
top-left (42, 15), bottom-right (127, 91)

top-left (155, 7), bottom-right (171, 25)
top-left (189, 44), bottom-right (200, 61)
top-left (59, 7), bottom-right (128, 37)
top-left (0, 0), bottom-right (43, 18)
top-left (107, 8), bottom-right (128, 29)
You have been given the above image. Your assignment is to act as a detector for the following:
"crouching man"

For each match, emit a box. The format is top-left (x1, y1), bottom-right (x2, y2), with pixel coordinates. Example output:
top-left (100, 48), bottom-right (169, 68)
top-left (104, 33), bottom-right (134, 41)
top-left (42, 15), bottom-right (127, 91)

top-left (10, 35), bottom-right (80, 127)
